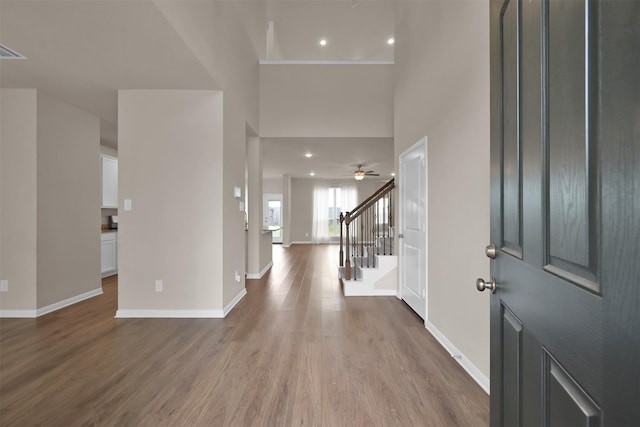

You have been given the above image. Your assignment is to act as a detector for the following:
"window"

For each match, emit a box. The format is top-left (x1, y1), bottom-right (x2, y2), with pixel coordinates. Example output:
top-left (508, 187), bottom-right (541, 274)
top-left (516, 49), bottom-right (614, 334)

top-left (328, 187), bottom-right (341, 236)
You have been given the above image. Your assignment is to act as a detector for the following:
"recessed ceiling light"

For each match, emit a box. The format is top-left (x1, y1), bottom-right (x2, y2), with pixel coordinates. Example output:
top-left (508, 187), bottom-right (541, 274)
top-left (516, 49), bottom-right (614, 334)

top-left (319, 39), bottom-right (327, 46)
top-left (387, 38), bottom-right (395, 45)
top-left (310, 172), bottom-right (316, 176)
top-left (391, 172), bottom-right (396, 177)
top-left (305, 153), bottom-right (313, 158)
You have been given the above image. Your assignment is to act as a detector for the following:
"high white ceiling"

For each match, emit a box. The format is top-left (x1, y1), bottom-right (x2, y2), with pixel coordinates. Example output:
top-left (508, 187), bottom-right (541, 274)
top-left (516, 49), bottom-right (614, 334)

top-left (267, 1), bottom-right (395, 61)
top-left (0, 1), bottom-right (396, 178)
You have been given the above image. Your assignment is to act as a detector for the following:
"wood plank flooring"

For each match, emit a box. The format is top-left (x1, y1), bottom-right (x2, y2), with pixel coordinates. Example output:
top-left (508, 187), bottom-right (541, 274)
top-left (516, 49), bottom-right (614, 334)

top-left (0, 244), bottom-right (489, 426)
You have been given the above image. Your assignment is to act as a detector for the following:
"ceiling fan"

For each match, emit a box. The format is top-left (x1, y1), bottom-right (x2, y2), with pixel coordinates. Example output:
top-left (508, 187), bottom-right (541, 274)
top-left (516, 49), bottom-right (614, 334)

top-left (353, 165), bottom-right (379, 181)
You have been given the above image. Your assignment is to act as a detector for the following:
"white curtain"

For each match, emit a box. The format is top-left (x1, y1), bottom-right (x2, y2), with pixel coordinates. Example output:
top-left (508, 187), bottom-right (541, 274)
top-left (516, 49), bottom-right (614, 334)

top-left (341, 185), bottom-right (358, 215)
top-left (312, 184), bottom-right (330, 243)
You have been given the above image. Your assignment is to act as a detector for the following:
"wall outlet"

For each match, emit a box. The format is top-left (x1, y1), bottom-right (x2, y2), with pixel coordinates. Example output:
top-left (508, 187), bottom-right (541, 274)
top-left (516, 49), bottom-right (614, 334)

top-left (305, 232), bottom-right (309, 238)
top-left (155, 279), bottom-right (163, 292)
top-left (124, 199), bottom-right (133, 211)
top-left (234, 271), bottom-right (241, 283)
top-left (0, 280), bottom-right (8, 292)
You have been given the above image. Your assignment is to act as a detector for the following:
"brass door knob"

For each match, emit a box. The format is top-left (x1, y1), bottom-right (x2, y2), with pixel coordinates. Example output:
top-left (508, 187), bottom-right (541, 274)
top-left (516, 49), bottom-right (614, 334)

top-left (485, 243), bottom-right (497, 259)
top-left (476, 277), bottom-right (496, 294)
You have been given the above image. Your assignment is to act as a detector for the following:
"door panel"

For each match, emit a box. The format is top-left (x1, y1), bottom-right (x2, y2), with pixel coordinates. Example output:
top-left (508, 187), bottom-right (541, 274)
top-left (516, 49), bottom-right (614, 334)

top-left (501, 304), bottom-right (522, 427)
top-left (490, 0), bottom-right (639, 425)
top-left (545, 0), bottom-right (599, 291)
top-left (543, 350), bottom-right (602, 427)
top-left (500, 0), bottom-right (523, 258)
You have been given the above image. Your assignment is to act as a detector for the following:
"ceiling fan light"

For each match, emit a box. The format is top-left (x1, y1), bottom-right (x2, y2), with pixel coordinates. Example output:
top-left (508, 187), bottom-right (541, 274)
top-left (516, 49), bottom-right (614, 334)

top-left (354, 171), bottom-right (365, 180)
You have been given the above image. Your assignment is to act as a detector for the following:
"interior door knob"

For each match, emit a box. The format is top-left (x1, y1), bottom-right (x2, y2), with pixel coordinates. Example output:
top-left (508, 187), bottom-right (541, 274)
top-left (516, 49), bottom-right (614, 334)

top-left (476, 277), bottom-right (497, 294)
top-left (485, 243), bottom-right (497, 259)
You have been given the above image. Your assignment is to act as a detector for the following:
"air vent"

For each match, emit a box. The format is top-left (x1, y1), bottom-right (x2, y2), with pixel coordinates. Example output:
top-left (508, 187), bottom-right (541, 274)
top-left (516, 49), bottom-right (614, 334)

top-left (0, 44), bottom-right (27, 59)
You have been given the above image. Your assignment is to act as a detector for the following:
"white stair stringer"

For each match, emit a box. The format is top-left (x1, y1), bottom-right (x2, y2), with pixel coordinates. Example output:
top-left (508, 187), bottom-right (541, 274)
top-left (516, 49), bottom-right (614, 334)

top-left (341, 255), bottom-right (397, 297)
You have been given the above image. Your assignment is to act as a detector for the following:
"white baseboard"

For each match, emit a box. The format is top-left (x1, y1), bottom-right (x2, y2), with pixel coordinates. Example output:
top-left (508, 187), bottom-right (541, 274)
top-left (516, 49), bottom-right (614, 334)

top-left (291, 241), bottom-right (313, 245)
top-left (115, 309), bottom-right (225, 318)
top-left (246, 261), bottom-right (273, 279)
top-left (223, 288), bottom-right (247, 316)
top-left (0, 310), bottom-right (37, 318)
top-left (425, 320), bottom-right (490, 395)
top-left (1, 287), bottom-right (104, 318)
top-left (36, 287), bottom-right (103, 317)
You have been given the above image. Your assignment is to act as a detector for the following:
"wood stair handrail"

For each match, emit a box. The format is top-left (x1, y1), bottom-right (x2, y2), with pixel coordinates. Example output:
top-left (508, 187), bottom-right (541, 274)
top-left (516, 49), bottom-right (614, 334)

top-left (343, 178), bottom-right (394, 224)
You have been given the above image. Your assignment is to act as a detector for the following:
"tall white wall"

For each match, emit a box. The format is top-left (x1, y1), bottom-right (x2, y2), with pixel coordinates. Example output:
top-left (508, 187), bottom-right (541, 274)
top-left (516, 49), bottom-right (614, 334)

top-left (117, 90), bottom-right (224, 315)
top-left (0, 89), bottom-right (101, 314)
top-left (0, 89), bottom-right (38, 311)
top-left (394, 1), bottom-right (491, 380)
top-left (260, 64), bottom-right (393, 138)
top-left (152, 1), bottom-right (262, 308)
top-left (36, 92), bottom-right (101, 308)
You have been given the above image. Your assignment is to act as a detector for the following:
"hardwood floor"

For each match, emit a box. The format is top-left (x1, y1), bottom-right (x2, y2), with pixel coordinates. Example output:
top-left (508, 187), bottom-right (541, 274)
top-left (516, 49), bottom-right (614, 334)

top-left (0, 245), bottom-right (489, 426)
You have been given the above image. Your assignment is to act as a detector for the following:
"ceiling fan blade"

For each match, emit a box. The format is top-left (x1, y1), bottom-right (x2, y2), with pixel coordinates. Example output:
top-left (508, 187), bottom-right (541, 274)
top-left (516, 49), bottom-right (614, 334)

top-left (365, 172), bottom-right (380, 176)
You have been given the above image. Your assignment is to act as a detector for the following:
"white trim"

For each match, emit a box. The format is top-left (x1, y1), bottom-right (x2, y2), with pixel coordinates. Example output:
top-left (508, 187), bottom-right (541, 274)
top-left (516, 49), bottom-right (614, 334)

top-left (2, 287), bottom-right (104, 318)
top-left (395, 291), bottom-right (401, 299)
top-left (425, 320), bottom-right (490, 395)
top-left (223, 288), bottom-right (247, 316)
top-left (37, 287), bottom-right (103, 317)
top-left (291, 241), bottom-right (313, 245)
top-left (115, 309), bottom-right (225, 318)
top-left (247, 261), bottom-right (273, 279)
top-left (0, 310), bottom-right (37, 318)
top-left (260, 60), bottom-right (394, 65)
top-left (283, 243), bottom-right (292, 248)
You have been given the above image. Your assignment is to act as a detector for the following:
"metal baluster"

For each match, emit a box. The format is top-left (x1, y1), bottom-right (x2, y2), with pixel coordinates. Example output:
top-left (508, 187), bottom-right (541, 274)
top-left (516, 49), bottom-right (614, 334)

top-left (389, 188), bottom-right (393, 255)
top-left (367, 205), bottom-right (371, 268)
top-left (383, 193), bottom-right (387, 255)
top-left (339, 212), bottom-right (344, 266)
top-left (345, 213), bottom-right (351, 280)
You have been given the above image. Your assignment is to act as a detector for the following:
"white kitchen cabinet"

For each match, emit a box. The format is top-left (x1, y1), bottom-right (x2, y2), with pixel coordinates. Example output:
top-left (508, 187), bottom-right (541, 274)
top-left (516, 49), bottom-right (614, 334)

top-left (101, 155), bottom-right (118, 208)
top-left (101, 232), bottom-right (117, 276)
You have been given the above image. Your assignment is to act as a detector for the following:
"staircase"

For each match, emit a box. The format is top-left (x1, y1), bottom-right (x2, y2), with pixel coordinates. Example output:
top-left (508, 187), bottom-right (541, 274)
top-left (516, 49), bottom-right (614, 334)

top-left (338, 179), bottom-right (397, 296)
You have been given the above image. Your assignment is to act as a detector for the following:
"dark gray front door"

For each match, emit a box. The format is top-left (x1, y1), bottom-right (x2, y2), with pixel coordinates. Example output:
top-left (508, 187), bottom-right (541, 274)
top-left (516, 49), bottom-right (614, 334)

top-left (489, 0), bottom-right (639, 425)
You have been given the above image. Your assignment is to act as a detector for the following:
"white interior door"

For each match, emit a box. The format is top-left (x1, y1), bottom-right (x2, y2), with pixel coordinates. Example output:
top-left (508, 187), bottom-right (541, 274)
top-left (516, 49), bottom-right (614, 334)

top-left (263, 193), bottom-right (283, 243)
top-left (399, 138), bottom-right (427, 319)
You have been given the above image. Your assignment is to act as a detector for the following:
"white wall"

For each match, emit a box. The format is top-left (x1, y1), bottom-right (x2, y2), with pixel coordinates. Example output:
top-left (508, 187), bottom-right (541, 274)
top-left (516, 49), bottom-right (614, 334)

top-left (394, 1), bottom-right (491, 380)
top-left (260, 64), bottom-right (393, 138)
top-left (0, 89), bottom-right (101, 313)
top-left (246, 136), bottom-right (272, 277)
top-left (0, 89), bottom-right (38, 311)
top-left (36, 91), bottom-right (101, 308)
top-left (117, 90), bottom-right (224, 315)
top-left (154, 1), bottom-right (261, 130)
top-left (152, 1), bottom-right (261, 309)
top-left (263, 177), bottom-right (283, 194)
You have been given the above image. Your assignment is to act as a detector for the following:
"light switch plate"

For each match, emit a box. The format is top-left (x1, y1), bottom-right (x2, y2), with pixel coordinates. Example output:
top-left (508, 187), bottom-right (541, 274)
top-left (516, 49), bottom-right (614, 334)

top-left (155, 280), bottom-right (163, 292)
top-left (239, 201), bottom-right (245, 211)
top-left (234, 187), bottom-right (242, 199)
top-left (124, 199), bottom-right (132, 211)
top-left (0, 280), bottom-right (8, 292)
